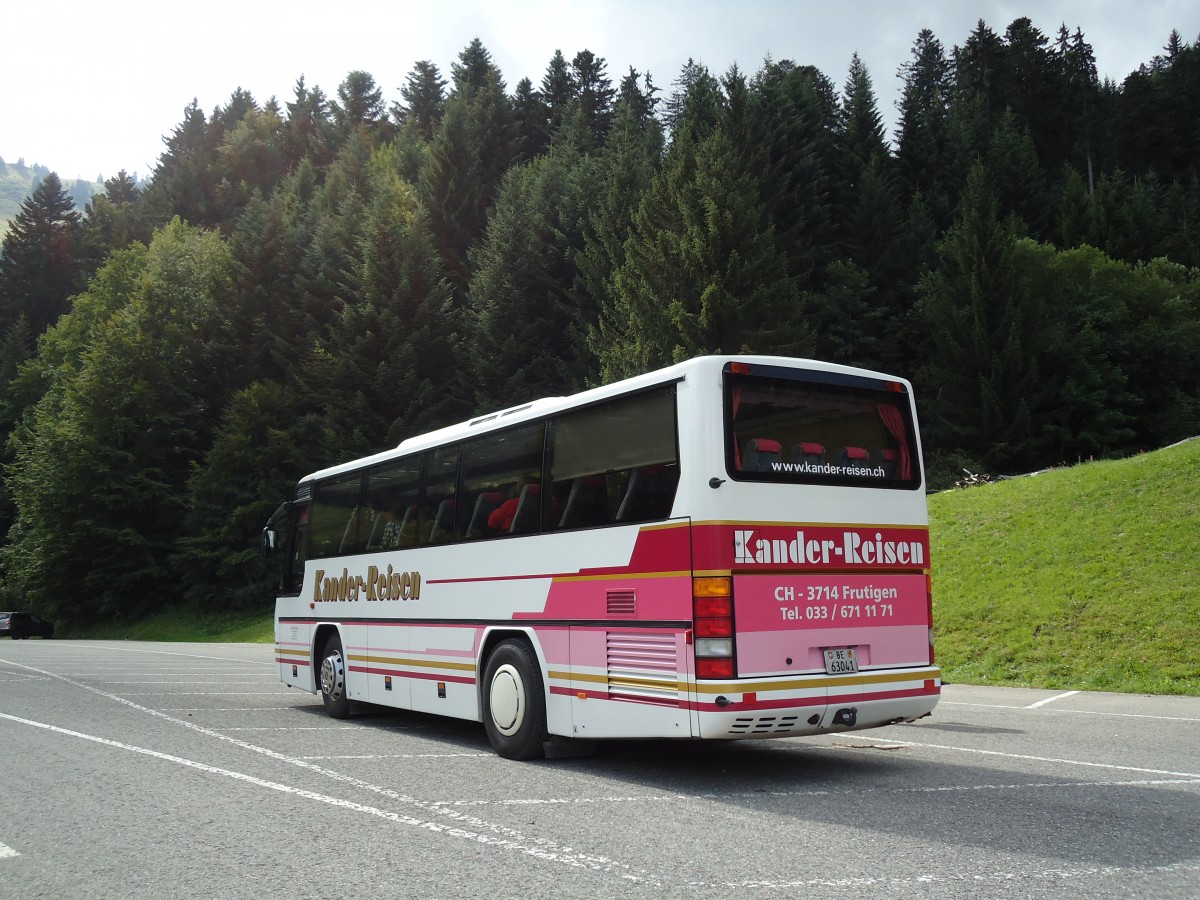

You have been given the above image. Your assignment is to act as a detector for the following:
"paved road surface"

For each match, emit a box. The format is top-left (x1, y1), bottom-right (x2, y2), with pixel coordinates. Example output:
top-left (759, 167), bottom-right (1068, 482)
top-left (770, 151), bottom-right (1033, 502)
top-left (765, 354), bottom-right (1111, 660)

top-left (1, 640), bottom-right (1197, 898)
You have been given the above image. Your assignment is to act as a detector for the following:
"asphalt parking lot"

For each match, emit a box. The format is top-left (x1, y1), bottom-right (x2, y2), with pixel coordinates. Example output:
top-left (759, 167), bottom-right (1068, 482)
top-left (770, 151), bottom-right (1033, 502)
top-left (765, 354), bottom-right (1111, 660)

top-left (1, 640), bottom-right (1197, 898)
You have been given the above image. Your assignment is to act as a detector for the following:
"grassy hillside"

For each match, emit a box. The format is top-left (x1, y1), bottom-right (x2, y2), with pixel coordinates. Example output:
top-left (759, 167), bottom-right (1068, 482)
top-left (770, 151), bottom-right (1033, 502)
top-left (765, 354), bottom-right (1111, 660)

top-left (930, 437), bottom-right (1199, 695)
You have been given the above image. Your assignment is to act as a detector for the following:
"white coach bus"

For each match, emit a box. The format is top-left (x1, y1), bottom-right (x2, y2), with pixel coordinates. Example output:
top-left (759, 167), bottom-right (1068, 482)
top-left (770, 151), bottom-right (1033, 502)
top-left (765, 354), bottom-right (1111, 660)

top-left (264, 356), bottom-right (939, 759)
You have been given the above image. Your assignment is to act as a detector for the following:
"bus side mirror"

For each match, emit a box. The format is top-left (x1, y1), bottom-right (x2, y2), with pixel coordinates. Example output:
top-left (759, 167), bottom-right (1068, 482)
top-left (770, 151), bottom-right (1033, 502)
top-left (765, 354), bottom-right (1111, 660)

top-left (262, 501), bottom-right (291, 558)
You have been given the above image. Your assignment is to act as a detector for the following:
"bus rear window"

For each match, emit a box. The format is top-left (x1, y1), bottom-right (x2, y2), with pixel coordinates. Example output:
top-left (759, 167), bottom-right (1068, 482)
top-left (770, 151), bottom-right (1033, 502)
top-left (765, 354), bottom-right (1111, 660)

top-left (725, 365), bottom-right (921, 489)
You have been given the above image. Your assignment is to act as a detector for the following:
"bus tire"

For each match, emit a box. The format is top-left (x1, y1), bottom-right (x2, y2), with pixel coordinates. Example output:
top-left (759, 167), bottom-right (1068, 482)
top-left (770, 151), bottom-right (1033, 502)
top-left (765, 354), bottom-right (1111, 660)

top-left (483, 639), bottom-right (547, 760)
top-left (318, 632), bottom-right (351, 719)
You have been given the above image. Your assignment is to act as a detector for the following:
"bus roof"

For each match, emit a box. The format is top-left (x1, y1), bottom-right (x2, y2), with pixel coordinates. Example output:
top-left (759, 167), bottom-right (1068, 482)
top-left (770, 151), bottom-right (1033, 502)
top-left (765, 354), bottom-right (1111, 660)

top-left (296, 355), bottom-right (908, 485)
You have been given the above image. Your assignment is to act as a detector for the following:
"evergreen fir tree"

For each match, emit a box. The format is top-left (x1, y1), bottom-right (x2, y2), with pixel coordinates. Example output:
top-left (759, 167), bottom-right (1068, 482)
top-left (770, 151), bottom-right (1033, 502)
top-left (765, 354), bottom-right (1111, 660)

top-left (395, 60), bottom-right (447, 141)
top-left (0, 172), bottom-right (83, 341)
top-left (821, 54), bottom-right (907, 369)
top-left (283, 76), bottom-right (336, 170)
top-left (571, 50), bottom-right (616, 146)
top-left (986, 109), bottom-right (1051, 238)
top-left (79, 170), bottom-right (148, 276)
top-left (918, 162), bottom-right (1048, 470)
top-left (583, 68), bottom-right (664, 379)
top-left (541, 50), bottom-right (576, 137)
top-left (512, 77), bottom-right (550, 161)
top-left (664, 59), bottom-right (723, 142)
top-left (600, 66), bottom-right (810, 380)
top-left (752, 59), bottom-right (840, 294)
top-left (419, 39), bottom-right (518, 302)
top-left (1056, 164), bottom-right (1095, 248)
top-left (1056, 26), bottom-right (1101, 189)
top-left (332, 70), bottom-right (390, 143)
top-left (466, 146), bottom-right (594, 407)
top-left (143, 99), bottom-right (221, 228)
top-left (896, 29), bottom-right (953, 226)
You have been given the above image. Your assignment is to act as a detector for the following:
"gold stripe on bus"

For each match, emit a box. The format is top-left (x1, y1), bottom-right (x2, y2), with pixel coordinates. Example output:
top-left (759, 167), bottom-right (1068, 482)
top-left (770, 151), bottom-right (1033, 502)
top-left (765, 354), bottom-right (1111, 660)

top-left (550, 570), bottom-right (692, 584)
top-left (348, 654), bottom-right (477, 673)
top-left (275, 646), bottom-right (310, 658)
top-left (634, 521), bottom-right (690, 533)
top-left (690, 667), bottom-right (941, 694)
top-left (548, 669), bottom-right (683, 690)
top-left (692, 519), bottom-right (930, 532)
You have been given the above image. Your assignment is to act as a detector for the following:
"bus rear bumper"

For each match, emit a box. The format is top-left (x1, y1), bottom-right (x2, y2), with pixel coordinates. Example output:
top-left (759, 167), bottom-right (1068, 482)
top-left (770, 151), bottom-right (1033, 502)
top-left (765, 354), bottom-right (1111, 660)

top-left (693, 667), bottom-right (940, 740)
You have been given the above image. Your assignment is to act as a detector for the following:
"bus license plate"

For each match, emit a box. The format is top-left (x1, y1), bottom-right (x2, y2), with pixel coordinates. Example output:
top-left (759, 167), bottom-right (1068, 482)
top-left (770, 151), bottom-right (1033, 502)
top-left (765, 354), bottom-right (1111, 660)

top-left (823, 648), bottom-right (858, 674)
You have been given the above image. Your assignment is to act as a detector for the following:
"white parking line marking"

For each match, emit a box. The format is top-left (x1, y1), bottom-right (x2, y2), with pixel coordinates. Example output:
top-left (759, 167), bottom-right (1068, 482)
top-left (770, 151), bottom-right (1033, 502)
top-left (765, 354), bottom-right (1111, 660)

top-left (52, 646), bottom-right (275, 664)
top-left (116, 696), bottom-right (285, 700)
top-left (1025, 690), bottom-right (1080, 709)
top-left (938, 700), bottom-right (1200, 722)
top-left (691, 861), bottom-right (1200, 891)
top-left (221, 726), bottom-right (356, 731)
top-left (426, 777), bottom-right (1200, 808)
top-left (846, 738), bottom-right (1200, 779)
top-left (90, 680), bottom-right (276, 684)
top-left (158, 708), bottom-right (296, 712)
top-left (299, 753), bottom-right (492, 760)
top-left (0, 841), bottom-right (18, 859)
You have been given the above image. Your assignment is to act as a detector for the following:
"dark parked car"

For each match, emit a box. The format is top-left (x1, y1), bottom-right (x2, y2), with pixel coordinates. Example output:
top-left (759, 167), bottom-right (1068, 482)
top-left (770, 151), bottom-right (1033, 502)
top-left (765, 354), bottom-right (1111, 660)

top-left (0, 611), bottom-right (54, 639)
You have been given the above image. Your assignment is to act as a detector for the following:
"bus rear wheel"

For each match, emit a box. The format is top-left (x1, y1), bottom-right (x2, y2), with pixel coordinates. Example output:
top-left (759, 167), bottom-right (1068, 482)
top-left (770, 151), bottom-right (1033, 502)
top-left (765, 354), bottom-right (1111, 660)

top-left (483, 639), bottom-right (547, 760)
top-left (318, 632), bottom-right (351, 719)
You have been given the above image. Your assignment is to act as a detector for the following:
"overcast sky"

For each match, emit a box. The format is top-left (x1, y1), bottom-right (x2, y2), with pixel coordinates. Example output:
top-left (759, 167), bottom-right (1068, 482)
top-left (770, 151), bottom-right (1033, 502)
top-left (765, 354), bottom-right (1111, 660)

top-left (3, 0), bottom-right (1198, 182)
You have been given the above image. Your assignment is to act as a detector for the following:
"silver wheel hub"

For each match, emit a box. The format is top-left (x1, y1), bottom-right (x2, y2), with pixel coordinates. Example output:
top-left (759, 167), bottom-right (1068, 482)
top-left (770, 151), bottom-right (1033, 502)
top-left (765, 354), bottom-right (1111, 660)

top-left (489, 664), bottom-right (525, 736)
top-left (320, 651), bottom-right (345, 701)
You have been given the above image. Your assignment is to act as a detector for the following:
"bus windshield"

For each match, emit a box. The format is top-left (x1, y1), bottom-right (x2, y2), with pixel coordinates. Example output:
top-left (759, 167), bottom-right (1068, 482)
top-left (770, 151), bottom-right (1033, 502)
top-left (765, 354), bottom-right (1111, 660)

top-left (725, 363), bottom-right (921, 490)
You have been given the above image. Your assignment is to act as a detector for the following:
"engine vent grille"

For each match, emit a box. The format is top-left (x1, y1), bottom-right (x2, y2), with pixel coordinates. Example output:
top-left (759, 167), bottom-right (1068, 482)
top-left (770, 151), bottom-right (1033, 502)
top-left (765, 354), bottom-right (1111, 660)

top-left (606, 590), bottom-right (636, 616)
top-left (727, 715), bottom-right (802, 736)
top-left (607, 632), bottom-right (680, 705)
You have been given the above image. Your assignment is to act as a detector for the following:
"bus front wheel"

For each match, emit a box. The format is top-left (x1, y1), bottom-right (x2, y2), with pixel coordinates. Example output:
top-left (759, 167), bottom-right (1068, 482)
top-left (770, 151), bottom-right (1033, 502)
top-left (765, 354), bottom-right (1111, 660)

top-left (483, 640), bottom-right (547, 760)
top-left (318, 632), bottom-right (351, 719)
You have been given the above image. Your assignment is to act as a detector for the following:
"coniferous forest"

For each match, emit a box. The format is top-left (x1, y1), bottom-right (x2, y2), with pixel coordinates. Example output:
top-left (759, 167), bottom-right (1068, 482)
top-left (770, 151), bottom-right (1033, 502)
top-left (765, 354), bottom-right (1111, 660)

top-left (1, 20), bottom-right (1198, 626)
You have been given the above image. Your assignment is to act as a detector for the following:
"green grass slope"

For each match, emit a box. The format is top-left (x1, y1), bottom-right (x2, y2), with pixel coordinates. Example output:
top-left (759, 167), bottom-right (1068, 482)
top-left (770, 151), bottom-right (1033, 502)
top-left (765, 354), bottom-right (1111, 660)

top-left (930, 437), bottom-right (1199, 695)
top-left (82, 605), bottom-right (273, 643)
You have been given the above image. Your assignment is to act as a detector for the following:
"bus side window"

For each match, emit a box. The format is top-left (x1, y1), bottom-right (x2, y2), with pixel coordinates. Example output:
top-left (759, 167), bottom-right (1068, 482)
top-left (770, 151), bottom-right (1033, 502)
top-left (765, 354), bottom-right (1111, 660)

top-left (547, 386), bottom-right (679, 531)
top-left (456, 421), bottom-right (545, 541)
top-left (509, 484), bottom-right (541, 534)
top-left (616, 464), bottom-right (679, 522)
top-left (310, 474), bottom-right (363, 558)
top-left (364, 459), bottom-right (421, 550)
top-left (428, 499), bottom-right (456, 544)
top-left (557, 475), bottom-right (608, 528)
top-left (421, 446), bottom-right (459, 546)
top-left (287, 502), bottom-right (310, 594)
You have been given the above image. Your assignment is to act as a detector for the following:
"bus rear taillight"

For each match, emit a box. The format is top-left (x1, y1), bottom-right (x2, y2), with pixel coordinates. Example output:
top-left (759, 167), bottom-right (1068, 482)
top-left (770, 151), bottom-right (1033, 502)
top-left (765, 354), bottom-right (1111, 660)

top-left (694, 577), bottom-right (734, 678)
